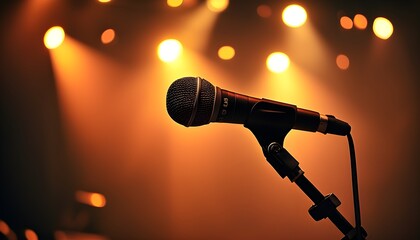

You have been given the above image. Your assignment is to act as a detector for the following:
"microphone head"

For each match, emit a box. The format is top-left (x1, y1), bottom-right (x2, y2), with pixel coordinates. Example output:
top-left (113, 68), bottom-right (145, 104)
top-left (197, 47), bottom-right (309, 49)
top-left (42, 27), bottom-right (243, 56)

top-left (166, 77), bottom-right (216, 127)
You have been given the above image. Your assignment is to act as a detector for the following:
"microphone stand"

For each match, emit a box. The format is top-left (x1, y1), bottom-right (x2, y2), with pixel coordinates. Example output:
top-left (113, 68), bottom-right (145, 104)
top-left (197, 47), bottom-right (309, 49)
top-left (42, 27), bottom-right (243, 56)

top-left (244, 100), bottom-right (367, 240)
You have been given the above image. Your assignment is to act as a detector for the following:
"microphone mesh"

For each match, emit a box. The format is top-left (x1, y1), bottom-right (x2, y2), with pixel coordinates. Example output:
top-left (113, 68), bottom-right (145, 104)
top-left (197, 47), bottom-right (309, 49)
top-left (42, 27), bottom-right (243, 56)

top-left (166, 77), bottom-right (215, 127)
top-left (194, 78), bottom-right (215, 126)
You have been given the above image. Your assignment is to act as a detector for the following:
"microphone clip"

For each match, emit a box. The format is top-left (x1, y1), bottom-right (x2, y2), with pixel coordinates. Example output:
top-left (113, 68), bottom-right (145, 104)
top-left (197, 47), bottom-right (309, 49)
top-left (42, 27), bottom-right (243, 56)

top-left (266, 142), bottom-right (304, 182)
top-left (244, 101), bottom-right (366, 240)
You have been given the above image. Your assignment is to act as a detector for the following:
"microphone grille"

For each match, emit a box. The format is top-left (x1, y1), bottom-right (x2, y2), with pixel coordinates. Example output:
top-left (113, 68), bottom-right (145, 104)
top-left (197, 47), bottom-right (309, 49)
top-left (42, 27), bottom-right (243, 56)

top-left (166, 77), bottom-right (215, 127)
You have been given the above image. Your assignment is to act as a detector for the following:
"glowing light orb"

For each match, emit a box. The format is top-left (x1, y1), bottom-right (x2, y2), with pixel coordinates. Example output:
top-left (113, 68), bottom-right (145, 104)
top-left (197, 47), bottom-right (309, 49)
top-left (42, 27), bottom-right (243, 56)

top-left (282, 4), bottom-right (307, 28)
top-left (373, 17), bottom-right (393, 40)
top-left (101, 28), bottom-right (115, 44)
top-left (336, 54), bottom-right (350, 70)
top-left (44, 26), bottom-right (65, 49)
top-left (0, 220), bottom-right (11, 236)
top-left (75, 191), bottom-right (107, 208)
top-left (257, 5), bottom-right (272, 18)
top-left (90, 193), bottom-right (106, 207)
top-left (157, 39), bottom-right (183, 63)
top-left (354, 14), bottom-right (368, 30)
top-left (24, 229), bottom-right (38, 240)
top-left (206, 0), bottom-right (229, 13)
top-left (218, 46), bottom-right (235, 60)
top-left (340, 16), bottom-right (353, 30)
top-left (167, 0), bottom-right (183, 8)
top-left (266, 52), bottom-right (290, 73)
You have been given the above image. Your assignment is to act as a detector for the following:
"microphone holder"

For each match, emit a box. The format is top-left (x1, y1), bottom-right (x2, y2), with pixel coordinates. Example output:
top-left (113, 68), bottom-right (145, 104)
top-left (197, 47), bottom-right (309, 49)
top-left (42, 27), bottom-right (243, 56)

top-left (244, 100), bottom-right (367, 240)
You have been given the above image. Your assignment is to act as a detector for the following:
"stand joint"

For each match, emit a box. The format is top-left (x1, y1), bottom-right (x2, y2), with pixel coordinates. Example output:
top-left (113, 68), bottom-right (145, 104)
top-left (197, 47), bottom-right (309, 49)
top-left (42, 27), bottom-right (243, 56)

top-left (309, 193), bottom-right (341, 221)
top-left (244, 101), bottom-right (367, 239)
top-left (267, 142), bottom-right (304, 182)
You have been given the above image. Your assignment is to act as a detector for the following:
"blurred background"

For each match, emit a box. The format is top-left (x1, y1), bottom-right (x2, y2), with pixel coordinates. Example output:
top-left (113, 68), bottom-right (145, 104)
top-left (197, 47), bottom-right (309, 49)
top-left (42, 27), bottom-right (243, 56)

top-left (1, 0), bottom-right (419, 239)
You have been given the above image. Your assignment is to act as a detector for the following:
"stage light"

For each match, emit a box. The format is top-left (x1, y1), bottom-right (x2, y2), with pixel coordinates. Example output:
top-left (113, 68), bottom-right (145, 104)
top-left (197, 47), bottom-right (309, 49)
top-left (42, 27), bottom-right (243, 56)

top-left (336, 54), bottom-right (350, 70)
top-left (0, 220), bottom-right (11, 236)
top-left (101, 28), bottom-right (115, 44)
top-left (44, 26), bottom-right (65, 49)
top-left (218, 46), bottom-right (235, 60)
top-left (257, 4), bottom-right (272, 18)
top-left (373, 17), bottom-right (393, 40)
top-left (24, 229), bottom-right (38, 240)
top-left (157, 39), bottom-right (183, 63)
top-left (354, 14), bottom-right (367, 30)
top-left (167, 0), bottom-right (183, 8)
top-left (266, 52), bottom-right (290, 73)
top-left (206, 0), bottom-right (229, 13)
top-left (75, 191), bottom-right (107, 208)
top-left (353, 14), bottom-right (367, 30)
top-left (340, 16), bottom-right (353, 30)
top-left (282, 4), bottom-right (307, 28)
top-left (90, 193), bottom-right (107, 207)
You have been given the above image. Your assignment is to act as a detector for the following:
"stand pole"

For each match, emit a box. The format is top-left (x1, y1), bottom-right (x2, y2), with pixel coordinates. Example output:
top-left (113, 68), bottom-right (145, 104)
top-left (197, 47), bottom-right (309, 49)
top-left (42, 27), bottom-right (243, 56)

top-left (266, 143), bottom-right (366, 239)
top-left (243, 100), bottom-right (367, 239)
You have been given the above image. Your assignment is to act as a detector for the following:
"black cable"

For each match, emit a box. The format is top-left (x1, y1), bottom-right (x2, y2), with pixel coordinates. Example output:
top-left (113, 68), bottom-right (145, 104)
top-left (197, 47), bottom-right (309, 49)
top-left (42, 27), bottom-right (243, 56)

top-left (347, 133), bottom-right (362, 240)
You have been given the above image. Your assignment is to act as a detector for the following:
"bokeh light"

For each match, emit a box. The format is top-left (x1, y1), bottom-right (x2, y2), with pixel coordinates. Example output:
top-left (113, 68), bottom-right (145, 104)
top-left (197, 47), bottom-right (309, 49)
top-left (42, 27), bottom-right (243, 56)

top-left (90, 193), bottom-right (107, 207)
top-left (266, 52), bottom-right (290, 73)
top-left (101, 28), bottom-right (116, 44)
top-left (206, 0), bottom-right (229, 13)
top-left (340, 16), bottom-right (353, 30)
top-left (257, 4), bottom-right (272, 18)
top-left (75, 191), bottom-right (107, 208)
top-left (157, 39), bottom-right (183, 62)
top-left (0, 220), bottom-right (11, 236)
top-left (336, 54), bottom-right (350, 70)
top-left (373, 17), bottom-right (394, 40)
top-left (44, 26), bottom-right (65, 49)
top-left (354, 14), bottom-right (368, 30)
top-left (98, 0), bottom-right (111, 3)
top-left (24, 229), bottom-right (38, 240)
top-left (1, 0), bottom-right (417, 238)
top-left (282, 4), bottom-right (307, 28)
top-left (218, 46), bottom-right (235, 60)
top-left (167, 0), bottom-right (183, 8)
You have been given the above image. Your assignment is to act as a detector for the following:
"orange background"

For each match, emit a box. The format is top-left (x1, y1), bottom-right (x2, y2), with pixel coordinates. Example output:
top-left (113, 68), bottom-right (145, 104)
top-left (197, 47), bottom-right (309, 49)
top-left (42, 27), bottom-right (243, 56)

top-left (1, 1), bottom-right (419, 239)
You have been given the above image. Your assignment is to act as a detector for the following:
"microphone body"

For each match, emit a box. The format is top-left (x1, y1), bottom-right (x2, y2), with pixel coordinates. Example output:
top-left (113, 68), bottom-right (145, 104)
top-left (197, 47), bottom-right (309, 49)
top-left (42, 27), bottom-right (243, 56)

top-left (166, 77), bottom-right (350, 136)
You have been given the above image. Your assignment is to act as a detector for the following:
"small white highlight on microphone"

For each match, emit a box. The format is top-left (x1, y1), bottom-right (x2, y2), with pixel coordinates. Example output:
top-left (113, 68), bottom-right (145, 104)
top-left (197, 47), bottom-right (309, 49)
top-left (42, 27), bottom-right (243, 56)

top-left (317, 114), bottom-right (329, 134)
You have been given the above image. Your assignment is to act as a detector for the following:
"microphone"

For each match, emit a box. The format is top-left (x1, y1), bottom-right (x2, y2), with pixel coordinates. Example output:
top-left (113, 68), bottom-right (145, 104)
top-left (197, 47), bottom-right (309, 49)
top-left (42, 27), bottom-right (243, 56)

top-left (166, 76), bottom-right (350, 136)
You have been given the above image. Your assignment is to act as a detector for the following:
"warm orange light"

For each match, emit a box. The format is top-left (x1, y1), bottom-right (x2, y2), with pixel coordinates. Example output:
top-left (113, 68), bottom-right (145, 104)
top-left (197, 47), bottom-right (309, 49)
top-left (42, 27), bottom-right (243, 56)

top-left (167, 0), bottom-right (183, 7)
top-left (373, 17), bottom-right (393, 40)
top-left (44, 26), bottom-right (65, 49)
top-left (354, 14), bottom-right (368, 30)
top-left (75, 190), bottom-right (106, 208)
top-left (24, 229), bottom-right (38, 240)
top-left (336, 54), bottom-right (350, 70)
top-left (180, 0), bottom-right (198, 7)
top-left (98, 0), bottom-right (111, 3)
top-left (90, 193), bottom-right (107, 207)
top-left (206, 0), bottom-right (229, 13)
top-left (101, 28), bottom-right (115, 44)
top-left (0, 220), bottom-right (10, 235)
top-left (340, 16), bottom-right (353, 30)
top-left (257, 4), bottom-right (272, 18)
top-left (218, 46), bottom-right (235, 60)
top-left (266, 52), bottom-right (290, 73)
top-left (282, 4), bottom-right (307, 28)
top-left (157, 39), bottom-right (183, 63)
